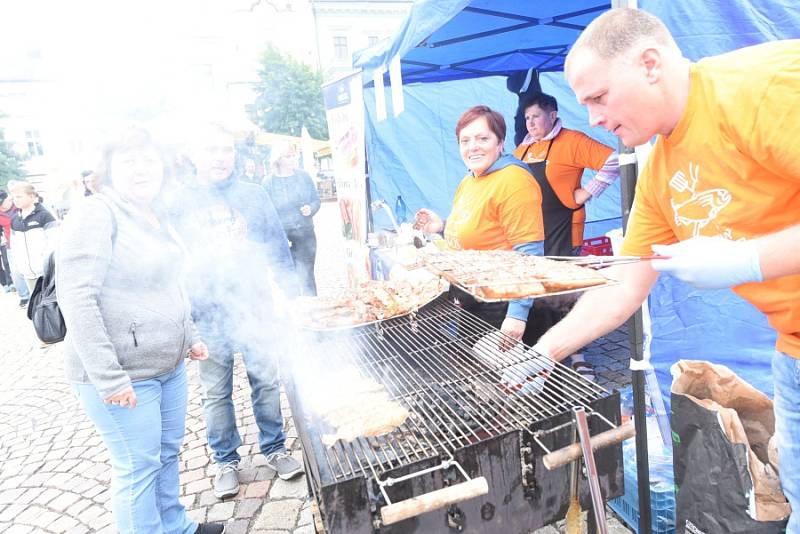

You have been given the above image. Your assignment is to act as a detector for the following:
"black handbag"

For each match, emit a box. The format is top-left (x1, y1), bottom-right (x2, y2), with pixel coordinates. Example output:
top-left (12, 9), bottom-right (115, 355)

top-left (27, 252), bottom-right (66, 344)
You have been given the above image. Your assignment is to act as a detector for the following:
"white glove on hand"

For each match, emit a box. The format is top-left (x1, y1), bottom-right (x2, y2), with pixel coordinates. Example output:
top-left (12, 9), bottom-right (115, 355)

top-left (500, 343), bottom-right (555, 396)
top-left (651, 236), bottom-right (762, 290)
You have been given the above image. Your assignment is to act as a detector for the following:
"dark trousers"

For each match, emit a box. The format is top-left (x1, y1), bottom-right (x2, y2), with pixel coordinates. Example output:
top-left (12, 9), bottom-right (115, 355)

top-left (0, 245), bottom-right (12, 287)
top-left (450, 287), bottom-right (508, 329)
top-left (521, 246), bottom-right (584, 346)
top-left (286, 226), bottom-right (317, 296)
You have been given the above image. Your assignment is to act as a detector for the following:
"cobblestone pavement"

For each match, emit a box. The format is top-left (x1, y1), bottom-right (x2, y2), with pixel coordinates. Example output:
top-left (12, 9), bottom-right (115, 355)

top-left (0, 201), bottom-right (632, 533)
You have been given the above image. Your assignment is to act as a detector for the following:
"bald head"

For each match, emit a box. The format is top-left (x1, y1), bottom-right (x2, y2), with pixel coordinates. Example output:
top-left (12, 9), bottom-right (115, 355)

top-left (565, 8), bottom-right (690, 146)
top-left (567, 8), bottom-right (679, 71)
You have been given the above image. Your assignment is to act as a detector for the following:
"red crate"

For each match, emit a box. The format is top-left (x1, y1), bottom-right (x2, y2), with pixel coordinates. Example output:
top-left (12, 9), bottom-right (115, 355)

top-left (580, 236), bottom-right (613, 256)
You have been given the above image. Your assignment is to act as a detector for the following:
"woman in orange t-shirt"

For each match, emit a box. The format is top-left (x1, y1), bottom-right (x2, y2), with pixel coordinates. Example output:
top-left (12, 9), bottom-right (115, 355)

top-left (414, 105), bottom-right (544, 344)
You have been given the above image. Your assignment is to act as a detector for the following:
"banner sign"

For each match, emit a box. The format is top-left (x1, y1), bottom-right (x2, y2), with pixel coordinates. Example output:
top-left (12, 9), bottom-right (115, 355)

top-left (322, 72), bottom-right (371, 286)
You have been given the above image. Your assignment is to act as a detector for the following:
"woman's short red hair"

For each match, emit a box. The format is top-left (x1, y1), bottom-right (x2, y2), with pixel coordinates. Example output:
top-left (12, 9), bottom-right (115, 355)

top-left (455, 105), bottom-right (506, 142)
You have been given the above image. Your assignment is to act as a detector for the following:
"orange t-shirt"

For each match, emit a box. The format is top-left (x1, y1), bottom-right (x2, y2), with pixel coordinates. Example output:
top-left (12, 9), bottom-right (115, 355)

top-left (514, 128), bottom-right (612, 246)
top-left (445, 162), bottom-right (544, 251)
top-left (621, 40), bottom-right (800, 357)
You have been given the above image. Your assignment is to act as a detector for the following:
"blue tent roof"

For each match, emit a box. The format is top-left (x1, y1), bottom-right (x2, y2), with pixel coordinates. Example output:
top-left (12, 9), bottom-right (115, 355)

top-left (353, 0), bottom-right (611, 83)
top-left (354, 0), bottom-right (800, 84)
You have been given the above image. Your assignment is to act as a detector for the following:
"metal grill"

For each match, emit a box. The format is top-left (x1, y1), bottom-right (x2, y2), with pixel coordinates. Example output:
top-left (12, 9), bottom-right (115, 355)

top-left (293, 297), bottom-right (608, 483)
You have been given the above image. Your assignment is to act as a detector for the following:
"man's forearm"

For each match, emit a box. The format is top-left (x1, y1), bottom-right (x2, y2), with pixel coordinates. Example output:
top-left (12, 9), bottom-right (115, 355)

top-left (756, 224), bottom-right (800, 280)
top-left (538, 263), bottom-right (658, 360)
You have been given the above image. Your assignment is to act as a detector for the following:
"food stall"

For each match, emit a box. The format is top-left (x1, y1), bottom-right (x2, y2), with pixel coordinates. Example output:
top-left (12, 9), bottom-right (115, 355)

top-left (306, 1), bottom-right (798, 532)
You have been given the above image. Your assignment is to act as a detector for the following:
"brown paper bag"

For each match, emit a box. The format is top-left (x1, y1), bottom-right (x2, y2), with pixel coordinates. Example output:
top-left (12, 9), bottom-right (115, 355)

top-left (671, 360), bottom-right (790, 524)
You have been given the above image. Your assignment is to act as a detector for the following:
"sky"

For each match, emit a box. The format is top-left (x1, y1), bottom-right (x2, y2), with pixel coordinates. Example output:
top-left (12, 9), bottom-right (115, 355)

top-left (0, 0), bottom-right (318, 131)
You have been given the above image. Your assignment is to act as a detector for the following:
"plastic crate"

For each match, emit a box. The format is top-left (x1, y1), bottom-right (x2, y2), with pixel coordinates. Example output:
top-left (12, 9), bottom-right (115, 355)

top-left (609, 443), bottom-right (677, 534)
top-left (580, 236), bottom-right (613, 256)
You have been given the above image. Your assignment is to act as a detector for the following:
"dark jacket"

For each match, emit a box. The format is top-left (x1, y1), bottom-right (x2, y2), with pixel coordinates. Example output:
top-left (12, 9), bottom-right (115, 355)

top-left (263, 170), bottom-right (321, 231)
top-left (170, 176), bottom-right (298, 317)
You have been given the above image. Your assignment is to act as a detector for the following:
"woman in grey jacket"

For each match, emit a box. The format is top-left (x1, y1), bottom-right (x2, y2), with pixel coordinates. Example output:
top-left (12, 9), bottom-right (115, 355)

top-left (56, 128), bottom-right (224, 534)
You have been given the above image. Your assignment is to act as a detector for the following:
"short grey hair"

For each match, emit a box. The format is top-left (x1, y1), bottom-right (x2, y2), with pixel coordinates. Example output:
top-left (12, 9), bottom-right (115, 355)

top-left (570, 8), bottom-right (677, 61)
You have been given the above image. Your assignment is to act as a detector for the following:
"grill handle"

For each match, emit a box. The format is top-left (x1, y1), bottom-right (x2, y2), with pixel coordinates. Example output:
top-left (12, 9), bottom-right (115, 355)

top-left (380, 477), bottom-right (489, 526)
top-left (542, 420), bottom-right (635, 470)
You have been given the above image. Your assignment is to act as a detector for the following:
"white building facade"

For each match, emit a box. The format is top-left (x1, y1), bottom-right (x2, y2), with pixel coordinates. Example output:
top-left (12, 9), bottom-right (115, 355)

top-left (311, 0), bottom-right (411, 82)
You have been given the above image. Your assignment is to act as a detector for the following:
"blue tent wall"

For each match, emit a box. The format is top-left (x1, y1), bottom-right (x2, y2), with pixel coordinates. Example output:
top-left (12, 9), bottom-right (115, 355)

top-left (358, 0), bottom-right (800, 397)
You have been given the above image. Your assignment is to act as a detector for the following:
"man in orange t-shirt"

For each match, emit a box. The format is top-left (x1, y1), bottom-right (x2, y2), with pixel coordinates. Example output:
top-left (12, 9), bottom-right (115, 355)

top-left (513, 92), bottom-right (618, 255)
top-left (532, 9), bottom-right (800, 531)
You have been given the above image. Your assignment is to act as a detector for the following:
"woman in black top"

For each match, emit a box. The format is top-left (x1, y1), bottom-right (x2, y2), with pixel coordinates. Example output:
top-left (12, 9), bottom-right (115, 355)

top-left (263, 142), bottom-right (321, 296)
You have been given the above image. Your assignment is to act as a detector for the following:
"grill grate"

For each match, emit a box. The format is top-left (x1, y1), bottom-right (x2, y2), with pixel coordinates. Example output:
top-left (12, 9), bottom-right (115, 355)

top-left (293, 297), bottom-right (608, 483)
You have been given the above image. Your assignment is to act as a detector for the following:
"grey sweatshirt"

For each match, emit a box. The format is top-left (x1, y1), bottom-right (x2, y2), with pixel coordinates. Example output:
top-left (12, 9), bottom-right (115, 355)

top-left (56, 191), bottom-right (196, 398)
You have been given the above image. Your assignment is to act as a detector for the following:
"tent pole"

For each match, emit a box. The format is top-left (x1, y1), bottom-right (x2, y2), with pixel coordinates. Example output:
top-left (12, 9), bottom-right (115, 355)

top-left (619, 138), bottom-right (653, 534)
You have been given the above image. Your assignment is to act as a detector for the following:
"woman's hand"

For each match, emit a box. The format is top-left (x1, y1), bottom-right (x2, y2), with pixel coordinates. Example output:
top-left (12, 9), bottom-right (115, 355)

top-left (414, 209), bottom-right (444, 233)
top-left (574, 187), bottom-right (592, 205)
top-left (189, 342), bottom-right (209, 361)
top-left (499, 317), bottom-right (526, 351)
top-left (300, 204), bottom-right (312, 216)
top-left (105, 386), bottom-right (137, 409)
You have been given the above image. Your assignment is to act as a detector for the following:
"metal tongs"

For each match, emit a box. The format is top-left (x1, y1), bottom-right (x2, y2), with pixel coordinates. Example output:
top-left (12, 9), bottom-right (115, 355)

top-left (544, 255), bottom-right (668, 269)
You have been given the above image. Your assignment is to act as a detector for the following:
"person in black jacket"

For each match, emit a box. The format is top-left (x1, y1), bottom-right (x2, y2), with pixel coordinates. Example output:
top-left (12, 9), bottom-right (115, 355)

top-left (263, 142), bottom-right (321, 296)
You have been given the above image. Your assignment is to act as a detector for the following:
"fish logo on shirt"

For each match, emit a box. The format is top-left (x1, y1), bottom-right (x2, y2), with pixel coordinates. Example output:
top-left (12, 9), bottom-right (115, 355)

top-left (669, 162), bottom-right (732, 237)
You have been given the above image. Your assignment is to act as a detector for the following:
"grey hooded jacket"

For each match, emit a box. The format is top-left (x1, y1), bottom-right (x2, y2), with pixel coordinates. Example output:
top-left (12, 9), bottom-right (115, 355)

top-left (56, 191), bottom-right (196, 398)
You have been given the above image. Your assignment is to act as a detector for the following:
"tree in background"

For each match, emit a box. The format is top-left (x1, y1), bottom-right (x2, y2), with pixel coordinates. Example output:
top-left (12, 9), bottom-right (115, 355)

top-left (249, 46), bottom-right (329, 140)
top-left (0, 119), bottom-right (25, 191)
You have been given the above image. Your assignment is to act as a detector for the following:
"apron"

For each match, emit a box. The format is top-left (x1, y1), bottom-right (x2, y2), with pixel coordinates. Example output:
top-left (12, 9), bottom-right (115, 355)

top-left (521, 139), bottom-right (583, 257)
top-left (520, 139), bottom-right (583, 347)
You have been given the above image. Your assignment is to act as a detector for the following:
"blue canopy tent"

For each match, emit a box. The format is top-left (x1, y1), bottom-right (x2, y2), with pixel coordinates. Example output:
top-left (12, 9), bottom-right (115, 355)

top-left (352, 0), bottom-right (799, 400)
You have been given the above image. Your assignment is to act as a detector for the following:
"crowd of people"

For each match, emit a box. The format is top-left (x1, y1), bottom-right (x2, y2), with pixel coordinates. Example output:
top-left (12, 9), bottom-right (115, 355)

top-left (3, 6), bottom-right (799, 533)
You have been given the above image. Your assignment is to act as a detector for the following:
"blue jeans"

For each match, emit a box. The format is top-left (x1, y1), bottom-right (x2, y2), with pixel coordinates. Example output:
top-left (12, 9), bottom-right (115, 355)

top-left (73, 362), bottom-right (196, 534)
top-left (772, 351), bottom-right (800, 534)
top-left (197, 321), bottom-right (286, 464)
top-left (7, 248), bottom-right (30, 299)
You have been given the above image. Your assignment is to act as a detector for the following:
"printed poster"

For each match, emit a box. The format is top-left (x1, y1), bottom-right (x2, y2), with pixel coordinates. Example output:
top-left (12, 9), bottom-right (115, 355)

top-left (322, 72), bottom-right (371, 287)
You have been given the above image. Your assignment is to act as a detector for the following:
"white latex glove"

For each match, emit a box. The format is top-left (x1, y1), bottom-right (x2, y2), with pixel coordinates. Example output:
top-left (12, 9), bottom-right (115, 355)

top-left (500, 343), bottom-right (555, 396)
top-left (651, 236), bottom-right (762, 289)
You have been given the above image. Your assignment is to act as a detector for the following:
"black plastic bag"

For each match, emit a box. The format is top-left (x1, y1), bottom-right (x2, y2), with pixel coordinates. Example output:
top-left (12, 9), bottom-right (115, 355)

top-left (671, 360), bottom-right (789, 534)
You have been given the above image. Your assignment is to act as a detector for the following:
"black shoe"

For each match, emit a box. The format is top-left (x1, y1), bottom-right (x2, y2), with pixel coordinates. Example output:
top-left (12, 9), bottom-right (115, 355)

top-left (19, 299), bottom-right (28, 308)
top-left (195, 523), bottom-right (225, 534)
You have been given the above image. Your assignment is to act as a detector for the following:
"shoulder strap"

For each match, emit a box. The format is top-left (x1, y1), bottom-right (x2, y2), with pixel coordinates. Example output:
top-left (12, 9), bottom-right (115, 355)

top-left (92, 193), bottom-right (118, 244)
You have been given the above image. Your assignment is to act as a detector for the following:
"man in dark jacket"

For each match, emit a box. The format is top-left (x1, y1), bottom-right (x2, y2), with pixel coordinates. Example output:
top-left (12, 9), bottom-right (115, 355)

top-left (171, 124), bottom-right (302, 499)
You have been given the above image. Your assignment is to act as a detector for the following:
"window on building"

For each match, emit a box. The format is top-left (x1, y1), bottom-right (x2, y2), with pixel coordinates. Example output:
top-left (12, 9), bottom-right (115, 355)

top-left (334, 36), bottom-right (348, 61)
top-left (368, 36), bottom-right (379, 47)
top-left (25, 130), bottom-right (43, 156)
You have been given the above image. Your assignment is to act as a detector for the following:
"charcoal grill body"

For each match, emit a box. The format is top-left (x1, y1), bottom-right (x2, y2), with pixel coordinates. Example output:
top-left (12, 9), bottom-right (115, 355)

top-left (286, 298), bottom-right (624, 533)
